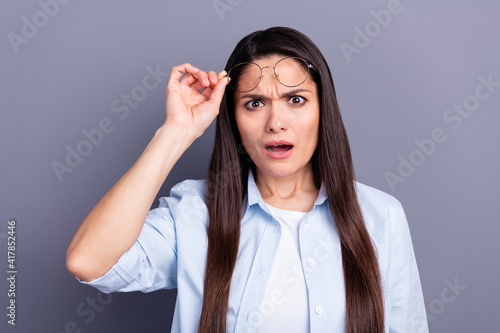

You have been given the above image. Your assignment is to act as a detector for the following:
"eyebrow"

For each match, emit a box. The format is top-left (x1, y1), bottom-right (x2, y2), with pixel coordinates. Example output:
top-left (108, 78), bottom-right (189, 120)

top-left (239, 88), bottom-right (312, 100)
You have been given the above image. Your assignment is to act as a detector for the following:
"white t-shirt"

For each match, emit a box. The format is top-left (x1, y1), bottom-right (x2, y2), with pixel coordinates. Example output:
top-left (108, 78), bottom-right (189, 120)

top-left (255, 203), bottom-right (310, 333)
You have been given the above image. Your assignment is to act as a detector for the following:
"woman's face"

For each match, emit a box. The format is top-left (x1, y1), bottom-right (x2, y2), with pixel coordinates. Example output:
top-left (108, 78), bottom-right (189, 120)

top-left (234, 54), bottom-right (320, 180)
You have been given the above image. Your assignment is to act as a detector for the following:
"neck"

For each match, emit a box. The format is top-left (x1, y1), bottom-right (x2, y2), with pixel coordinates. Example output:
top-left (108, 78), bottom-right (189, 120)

top-left (254, 163), bottom-right (319, 211)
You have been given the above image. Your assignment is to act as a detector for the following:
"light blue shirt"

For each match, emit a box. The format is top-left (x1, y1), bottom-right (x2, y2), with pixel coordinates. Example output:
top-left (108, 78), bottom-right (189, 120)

top-left (79, 171), bottom-right (428, 332)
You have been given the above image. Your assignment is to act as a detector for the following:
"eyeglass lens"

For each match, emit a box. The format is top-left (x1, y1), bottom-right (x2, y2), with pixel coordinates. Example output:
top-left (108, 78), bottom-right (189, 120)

top-left (228, 57), bottom-right (311, 93)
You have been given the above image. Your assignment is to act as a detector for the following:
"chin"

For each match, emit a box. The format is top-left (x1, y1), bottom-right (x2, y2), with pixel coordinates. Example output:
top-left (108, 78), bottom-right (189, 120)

top-left (254, 162), bottom-right (305, 179)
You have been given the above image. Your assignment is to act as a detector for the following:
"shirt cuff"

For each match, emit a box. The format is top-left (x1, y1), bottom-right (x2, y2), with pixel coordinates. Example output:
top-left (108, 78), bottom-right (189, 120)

top-left (75, 250), bottom-right (137, 294)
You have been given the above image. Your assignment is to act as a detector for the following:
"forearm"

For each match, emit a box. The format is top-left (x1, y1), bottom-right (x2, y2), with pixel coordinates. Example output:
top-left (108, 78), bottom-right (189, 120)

top-left (66, 124), bottom-right (195, 282)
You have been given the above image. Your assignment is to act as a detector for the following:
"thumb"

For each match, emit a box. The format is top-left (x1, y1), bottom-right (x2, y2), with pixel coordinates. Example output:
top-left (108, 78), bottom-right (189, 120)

top-left (208, 72), bottom-right (229, 107)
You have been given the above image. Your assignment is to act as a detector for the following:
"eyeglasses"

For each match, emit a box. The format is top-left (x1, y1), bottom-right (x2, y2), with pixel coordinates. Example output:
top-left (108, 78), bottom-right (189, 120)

top-left (226, 56), bottom-right (314, 93)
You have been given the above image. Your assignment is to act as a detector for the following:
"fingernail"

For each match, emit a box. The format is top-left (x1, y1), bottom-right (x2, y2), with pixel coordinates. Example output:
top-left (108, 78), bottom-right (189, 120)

top-left (211, 75), bottom-right (217, 82)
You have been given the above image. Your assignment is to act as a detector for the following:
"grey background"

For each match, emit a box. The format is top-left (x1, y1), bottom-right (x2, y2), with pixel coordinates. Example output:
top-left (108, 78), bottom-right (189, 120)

top-left (1, 0), bottom-right (498, 332)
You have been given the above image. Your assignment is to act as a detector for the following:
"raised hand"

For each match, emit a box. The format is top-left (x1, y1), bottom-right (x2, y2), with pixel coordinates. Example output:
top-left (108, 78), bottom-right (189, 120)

top-left (164, 63), bottom-right (229, 139)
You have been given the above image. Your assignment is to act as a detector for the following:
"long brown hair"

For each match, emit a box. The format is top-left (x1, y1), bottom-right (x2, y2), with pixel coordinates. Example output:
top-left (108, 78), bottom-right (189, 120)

top-left (200, 27), bottom-right (384, 332)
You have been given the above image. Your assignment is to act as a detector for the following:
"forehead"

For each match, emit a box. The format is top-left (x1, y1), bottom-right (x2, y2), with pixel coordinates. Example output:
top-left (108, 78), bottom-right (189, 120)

top-left (234, 54), bottom-right (315, 92)
top-left (254, 54), bottom-right (298, 66)
top-left (244, 54), bottom-right (308, 72)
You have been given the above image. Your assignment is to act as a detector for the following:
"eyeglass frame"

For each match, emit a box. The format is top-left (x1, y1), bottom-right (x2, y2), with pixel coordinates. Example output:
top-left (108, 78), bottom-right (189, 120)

top-left (225, 56), bottom-right (315, 93)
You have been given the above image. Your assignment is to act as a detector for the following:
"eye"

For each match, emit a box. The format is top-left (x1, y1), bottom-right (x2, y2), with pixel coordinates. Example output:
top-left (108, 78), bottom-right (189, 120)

top-left (244, 99), bottom-right (264, 110)
top-left (288, 95), bottom-right (307, 106)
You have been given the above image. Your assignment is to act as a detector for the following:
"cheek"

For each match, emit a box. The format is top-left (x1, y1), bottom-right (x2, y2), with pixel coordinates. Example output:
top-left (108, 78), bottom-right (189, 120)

top-left (235, 110), bottom-right (257, 150)
top-left (235, 110), bottom-right (248, 139)
top-left (300, 110), bottom-right (320, 148)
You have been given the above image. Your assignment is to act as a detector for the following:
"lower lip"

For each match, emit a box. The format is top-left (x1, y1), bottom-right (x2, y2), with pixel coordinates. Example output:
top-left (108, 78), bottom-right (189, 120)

top-left (264, 146), bottom-right (294, 159)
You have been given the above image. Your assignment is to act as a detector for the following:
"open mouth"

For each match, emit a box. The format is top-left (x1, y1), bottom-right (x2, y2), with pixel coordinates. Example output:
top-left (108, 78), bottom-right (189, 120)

top-left (264, 141), bottom-right (295, 159)
top-left (265, 144), bottom-right (294, 153)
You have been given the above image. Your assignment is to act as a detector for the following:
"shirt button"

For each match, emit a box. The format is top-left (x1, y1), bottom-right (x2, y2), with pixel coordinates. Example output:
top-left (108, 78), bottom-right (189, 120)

top-left (304, 217), bottom-right (309, 224)
top-left (307, 259), bottom-right (315, 267)
top-left (315, 306), bottom-right (323, 315)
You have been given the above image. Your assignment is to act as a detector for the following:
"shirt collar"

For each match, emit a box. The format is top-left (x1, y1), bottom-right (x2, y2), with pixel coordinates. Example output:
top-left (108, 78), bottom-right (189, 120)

top-left (242, 169), bottom-right (328, 217)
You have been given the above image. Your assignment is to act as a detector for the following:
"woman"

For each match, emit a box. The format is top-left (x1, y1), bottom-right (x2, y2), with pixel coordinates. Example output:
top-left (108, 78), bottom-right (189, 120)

top-left (67, 27), bottom-right (428, 332)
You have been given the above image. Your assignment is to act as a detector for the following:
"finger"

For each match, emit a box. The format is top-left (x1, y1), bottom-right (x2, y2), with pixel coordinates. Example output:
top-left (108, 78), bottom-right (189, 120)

top-left (179, 72), bottom-right (197, 86)
top-left (206, 71), bottom-right (218, 86)
top-left (199, 70), bottom-right (226, 90)
top-left (208, 71), bottom-right (229, 106)
top-left (189, 80), bottom-right (206, 93)
top-left (200, 86), bottom-right (213, 99)
top-left (186, 69), bottom-right (210, 87)
top-left (167, 63), bottom-right (200, 87)
top-left (181, 70), bottom-right (211, 88)
top-left (199, 70), bottom-right (227, 99)
top-left (199, 70), bottom-right (224, 91)
top-left (217, 70), bottom-right (228, 81)
top-left (218, 70), bottom-right (230, 87)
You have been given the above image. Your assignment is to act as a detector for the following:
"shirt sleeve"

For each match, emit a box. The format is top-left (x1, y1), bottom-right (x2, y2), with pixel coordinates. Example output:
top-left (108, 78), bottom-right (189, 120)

top-left (77, 198), bottom-right (179, 294)
top-left (388, 201), bottom-right (429, 333)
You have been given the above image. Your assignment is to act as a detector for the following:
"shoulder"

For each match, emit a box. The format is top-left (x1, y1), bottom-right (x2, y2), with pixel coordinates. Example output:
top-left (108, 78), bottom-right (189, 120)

top-left (354, 181), bottom-right (402, 211)
top-left (151, 179), bottom-right (208, 222)
top-left (354, 181), bottom-right (407, 236)
top-left (170, 178), bottom-right (207, 198)
top-left (157, 179), bottom-right (207, 205)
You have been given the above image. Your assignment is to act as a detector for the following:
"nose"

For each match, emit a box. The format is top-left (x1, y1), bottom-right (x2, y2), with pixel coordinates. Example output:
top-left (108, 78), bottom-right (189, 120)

top-left (265, 104), bottom-right (287, 133)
